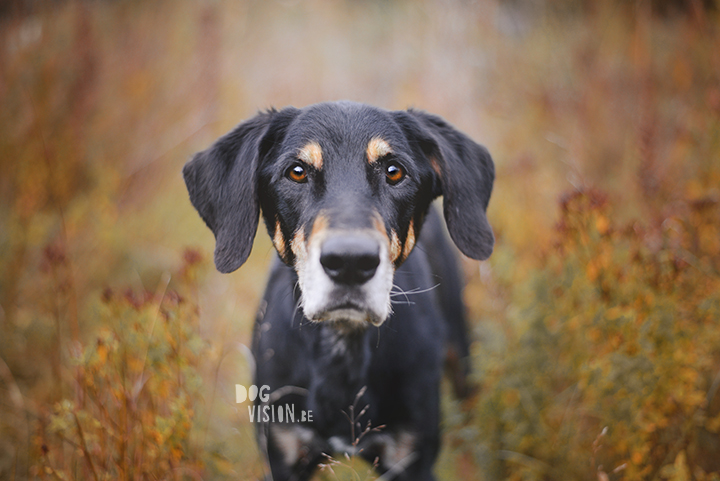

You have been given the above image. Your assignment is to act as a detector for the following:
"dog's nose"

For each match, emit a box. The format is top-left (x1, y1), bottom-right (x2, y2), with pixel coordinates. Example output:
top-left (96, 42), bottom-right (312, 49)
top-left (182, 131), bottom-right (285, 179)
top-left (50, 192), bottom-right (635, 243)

top-left (320, 236), bottom-right (380, 285)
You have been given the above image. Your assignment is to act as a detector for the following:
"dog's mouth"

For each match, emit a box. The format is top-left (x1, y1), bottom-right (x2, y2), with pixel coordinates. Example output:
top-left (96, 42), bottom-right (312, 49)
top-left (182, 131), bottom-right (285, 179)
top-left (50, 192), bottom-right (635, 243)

top-left (301, 281), bottom-right (392, 329)
top-left (310, 301), bottom-right (384, 328)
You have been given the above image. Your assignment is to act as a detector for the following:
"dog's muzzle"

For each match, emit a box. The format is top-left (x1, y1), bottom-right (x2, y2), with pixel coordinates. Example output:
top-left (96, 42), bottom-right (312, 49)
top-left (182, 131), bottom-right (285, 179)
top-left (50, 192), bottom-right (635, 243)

top-left (298, 229), bottom-right (394, 328)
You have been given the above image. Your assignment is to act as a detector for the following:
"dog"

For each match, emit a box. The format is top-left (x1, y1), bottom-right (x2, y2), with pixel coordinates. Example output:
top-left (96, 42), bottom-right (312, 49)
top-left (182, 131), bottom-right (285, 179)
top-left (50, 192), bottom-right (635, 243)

top-left (183, 101), bottom-right (494, 480)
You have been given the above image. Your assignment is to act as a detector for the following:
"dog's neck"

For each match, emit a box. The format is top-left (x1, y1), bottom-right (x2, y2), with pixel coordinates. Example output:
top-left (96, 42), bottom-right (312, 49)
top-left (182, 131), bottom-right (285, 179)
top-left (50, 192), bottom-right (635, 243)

top-left (307, 324), bottom-right (373, 434)
top-left (313, 324), bottom-right (371, 388)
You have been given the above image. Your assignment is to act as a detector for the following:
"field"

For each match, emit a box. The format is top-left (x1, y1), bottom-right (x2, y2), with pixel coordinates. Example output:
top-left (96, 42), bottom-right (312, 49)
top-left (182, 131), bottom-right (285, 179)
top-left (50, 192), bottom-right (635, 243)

top-left (1, 0), bottom-right (719, 479)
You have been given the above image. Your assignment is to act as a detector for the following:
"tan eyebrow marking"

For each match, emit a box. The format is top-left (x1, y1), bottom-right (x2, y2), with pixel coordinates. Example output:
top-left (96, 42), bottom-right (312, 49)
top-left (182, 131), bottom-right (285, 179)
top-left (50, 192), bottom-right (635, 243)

top-left (298, 142), bottom-right (323, 170)
top-left (367, 137), bottom-right (393, 164)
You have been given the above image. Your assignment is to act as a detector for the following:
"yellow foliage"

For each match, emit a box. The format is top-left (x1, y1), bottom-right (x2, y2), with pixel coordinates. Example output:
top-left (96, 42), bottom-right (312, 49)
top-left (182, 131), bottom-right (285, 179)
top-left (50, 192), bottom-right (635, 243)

top-left (33, 259), bottom-right (208, 479)
top-left (1, 1), bottom-right (719, 480)
top-left (462, 188), bottom-right (720, 479)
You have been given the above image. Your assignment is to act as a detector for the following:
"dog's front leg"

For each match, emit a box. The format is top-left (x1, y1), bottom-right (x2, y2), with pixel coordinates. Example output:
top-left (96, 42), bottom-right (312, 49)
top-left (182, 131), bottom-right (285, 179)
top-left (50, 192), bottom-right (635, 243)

top-left (265, 423), bottom-right (327, 481)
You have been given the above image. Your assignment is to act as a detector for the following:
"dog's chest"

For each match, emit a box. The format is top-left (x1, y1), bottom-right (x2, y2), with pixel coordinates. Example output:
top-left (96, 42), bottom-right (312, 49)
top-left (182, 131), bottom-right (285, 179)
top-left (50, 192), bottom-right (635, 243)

top-left (306, 326), bottom-right (375, 434)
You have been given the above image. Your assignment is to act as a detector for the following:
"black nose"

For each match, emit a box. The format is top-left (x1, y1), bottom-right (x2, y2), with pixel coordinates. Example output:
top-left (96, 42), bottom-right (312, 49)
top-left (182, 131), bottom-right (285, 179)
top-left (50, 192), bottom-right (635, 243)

top-left (320, 236), bottom-right (380, 285)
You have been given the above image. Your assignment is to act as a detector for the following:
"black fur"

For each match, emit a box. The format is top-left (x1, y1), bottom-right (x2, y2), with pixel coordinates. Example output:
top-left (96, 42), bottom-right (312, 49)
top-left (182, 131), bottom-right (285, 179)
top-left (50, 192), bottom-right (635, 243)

top-left (392, 110), bottom-right (495, 260)
top-left (183, 101), bottom-right (494, 480)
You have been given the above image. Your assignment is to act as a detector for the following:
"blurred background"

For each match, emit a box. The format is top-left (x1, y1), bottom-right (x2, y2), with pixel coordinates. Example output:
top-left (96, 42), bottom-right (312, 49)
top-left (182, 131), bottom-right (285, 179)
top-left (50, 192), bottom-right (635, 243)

top-left (1, 0), bottom-right (720, 479)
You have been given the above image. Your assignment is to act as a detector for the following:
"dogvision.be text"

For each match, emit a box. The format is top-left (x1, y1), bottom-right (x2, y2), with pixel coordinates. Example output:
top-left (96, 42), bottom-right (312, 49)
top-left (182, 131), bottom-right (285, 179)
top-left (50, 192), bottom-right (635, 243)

top-left (236, 384), bottom-right (313, 423)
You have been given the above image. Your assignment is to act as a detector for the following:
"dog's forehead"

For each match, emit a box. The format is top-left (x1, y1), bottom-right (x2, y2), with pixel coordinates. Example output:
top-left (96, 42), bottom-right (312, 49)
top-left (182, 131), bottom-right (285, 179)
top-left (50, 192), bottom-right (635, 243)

top-left (282, 102), bottom-right (407, 158)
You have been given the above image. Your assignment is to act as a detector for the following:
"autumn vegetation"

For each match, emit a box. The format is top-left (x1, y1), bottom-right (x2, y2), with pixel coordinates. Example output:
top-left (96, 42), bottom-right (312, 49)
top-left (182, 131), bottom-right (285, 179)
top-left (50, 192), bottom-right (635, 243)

top-left (1, 1), bottom-right (719, 480)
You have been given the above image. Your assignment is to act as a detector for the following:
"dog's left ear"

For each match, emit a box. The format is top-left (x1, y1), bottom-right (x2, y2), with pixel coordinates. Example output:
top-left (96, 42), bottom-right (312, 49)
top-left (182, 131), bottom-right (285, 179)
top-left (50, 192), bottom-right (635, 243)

top-left (183, 108), bottom-right (298, 273)
top-left (393, 109), bottom-right (495, 260)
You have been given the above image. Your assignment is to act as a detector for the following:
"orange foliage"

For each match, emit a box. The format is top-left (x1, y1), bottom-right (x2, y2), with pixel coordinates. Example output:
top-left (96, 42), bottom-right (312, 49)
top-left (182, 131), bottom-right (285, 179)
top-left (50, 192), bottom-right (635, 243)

top-left (1, 1), bottom-right (719, 480)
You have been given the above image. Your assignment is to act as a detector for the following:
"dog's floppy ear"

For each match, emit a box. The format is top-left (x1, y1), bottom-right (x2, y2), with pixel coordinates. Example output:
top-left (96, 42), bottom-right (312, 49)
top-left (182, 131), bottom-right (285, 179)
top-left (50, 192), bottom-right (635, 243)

top-left (393, 109), bottom-right (495, 260)
top-left (183, 109), bottom-right (296, 273)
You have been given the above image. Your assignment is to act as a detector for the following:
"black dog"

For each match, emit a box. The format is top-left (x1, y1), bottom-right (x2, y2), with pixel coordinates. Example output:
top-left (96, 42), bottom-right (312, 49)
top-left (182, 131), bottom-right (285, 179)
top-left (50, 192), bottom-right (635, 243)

top-left (183, 101), bottom-right (494, 480)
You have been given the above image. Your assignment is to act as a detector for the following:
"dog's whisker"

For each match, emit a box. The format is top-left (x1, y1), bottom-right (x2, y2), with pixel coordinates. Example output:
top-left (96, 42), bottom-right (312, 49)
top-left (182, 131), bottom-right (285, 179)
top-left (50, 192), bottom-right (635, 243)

top-left (404, 283), bottom-right (441, 294)
top-left (291, 302), bottom-right (300, 326)
top-left (390, 283), bottom-right (441, 306)
top-left (290, 285), bottom-right (303, 327)
top-left (390, 283), bottom-right (412, 305)
top-left (391, 300), bottom-right (416, 306)
top-left (390, 283), bottom-right (440, 297)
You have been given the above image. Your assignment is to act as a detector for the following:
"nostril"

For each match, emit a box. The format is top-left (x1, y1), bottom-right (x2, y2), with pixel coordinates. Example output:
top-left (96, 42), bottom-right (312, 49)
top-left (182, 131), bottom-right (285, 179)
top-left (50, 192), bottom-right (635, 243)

top-left (357, 254), bottom-right (380, 273)
top-left (320, 253), bottom-right (344, 272)
top-left (320, 236), bottom-right (380, 286)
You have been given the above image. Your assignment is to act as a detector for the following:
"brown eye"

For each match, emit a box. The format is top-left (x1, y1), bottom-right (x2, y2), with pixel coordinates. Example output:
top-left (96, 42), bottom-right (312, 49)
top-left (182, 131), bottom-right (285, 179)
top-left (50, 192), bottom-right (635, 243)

top-left (385, 161), bottom-right (405, 185)
top-left (286, 163), bottom-right (308, 183)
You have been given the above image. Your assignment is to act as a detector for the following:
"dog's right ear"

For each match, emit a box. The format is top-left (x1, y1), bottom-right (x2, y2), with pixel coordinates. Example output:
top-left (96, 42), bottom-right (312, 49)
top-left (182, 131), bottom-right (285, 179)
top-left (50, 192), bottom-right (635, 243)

top-left (393, 109), bottom-right (495, 260)
top-left (183, 108), bottom-right (298, 273)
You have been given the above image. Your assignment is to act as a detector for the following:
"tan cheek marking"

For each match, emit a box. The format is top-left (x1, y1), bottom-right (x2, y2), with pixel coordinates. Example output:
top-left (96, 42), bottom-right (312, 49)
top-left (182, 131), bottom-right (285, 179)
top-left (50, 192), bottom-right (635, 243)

top-left (290, 230), bottom-right (306, 263)
top-left (371, 213), bottom-right (398, 264)
top-left (308, 214), bottom-right (329, 244)
top-left (298, 142), bottom-right (323, 170)
top-left (371, 214), bottom-right (388, 238)
top-left (390, 230), bottom-right (402, 263)
top-left (292, 215), bottom-right (329, 267)
top-left (402, 219), bottom-right (416, 260)
top-left (367, 137), bottom-right (393, 164)
top-left (273, 220), bottom-right (286, 259)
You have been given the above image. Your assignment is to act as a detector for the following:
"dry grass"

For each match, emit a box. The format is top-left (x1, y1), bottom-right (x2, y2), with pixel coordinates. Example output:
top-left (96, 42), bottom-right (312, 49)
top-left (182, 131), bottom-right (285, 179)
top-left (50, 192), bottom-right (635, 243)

top-left (1, 0), bottom-right (719, 479)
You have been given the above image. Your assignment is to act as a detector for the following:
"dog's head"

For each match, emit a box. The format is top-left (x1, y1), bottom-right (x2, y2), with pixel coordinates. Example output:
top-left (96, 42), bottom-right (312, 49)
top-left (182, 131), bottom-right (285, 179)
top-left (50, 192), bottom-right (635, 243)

top-left (183, 101), bottom-right (493, 328)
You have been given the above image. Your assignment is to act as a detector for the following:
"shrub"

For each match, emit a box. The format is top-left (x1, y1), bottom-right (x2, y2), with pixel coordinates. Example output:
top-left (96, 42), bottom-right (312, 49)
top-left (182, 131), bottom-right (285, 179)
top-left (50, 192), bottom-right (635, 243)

top-left (465, 190), bottom-right (720, 480)
top-left (35, 256), bottom-right (208, 480)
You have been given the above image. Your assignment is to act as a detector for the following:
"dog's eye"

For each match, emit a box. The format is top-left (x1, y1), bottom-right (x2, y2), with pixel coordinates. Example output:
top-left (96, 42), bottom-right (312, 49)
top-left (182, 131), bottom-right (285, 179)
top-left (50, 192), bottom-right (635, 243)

top-left (286, 163), bottom-right (308, 183)
top-left (385, 161), bottom-right (406, 185)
